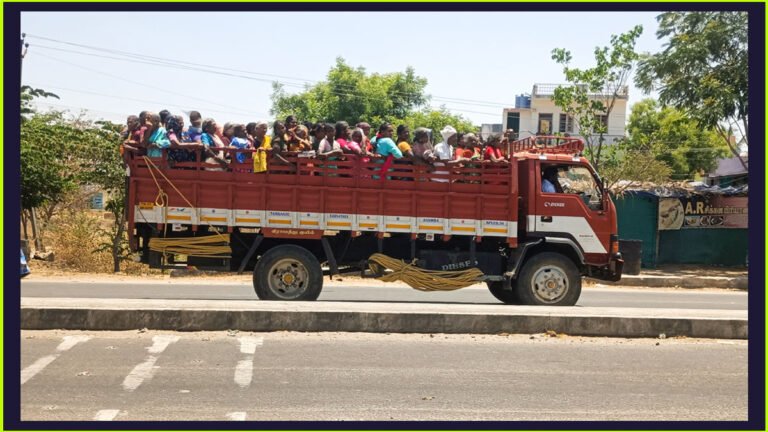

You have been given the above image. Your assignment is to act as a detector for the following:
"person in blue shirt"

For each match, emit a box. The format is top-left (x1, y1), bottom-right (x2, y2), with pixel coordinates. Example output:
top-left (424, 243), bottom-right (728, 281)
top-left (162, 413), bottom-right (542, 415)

top-left (372, 123), bottom-right (403, 180)
top-left (542, 166), bottom-right (560, 193)
top-left (374, 123), bottom-right (403, 158)
top-left (146, 113), bottom-right (171, 158)
top-left (229, 124), bottom-right (251, 165)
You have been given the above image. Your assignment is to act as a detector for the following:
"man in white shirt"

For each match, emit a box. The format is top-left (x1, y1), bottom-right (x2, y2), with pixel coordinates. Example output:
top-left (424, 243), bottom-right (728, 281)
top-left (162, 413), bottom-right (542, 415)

top-left (432, 125), bottom-right (458, 182)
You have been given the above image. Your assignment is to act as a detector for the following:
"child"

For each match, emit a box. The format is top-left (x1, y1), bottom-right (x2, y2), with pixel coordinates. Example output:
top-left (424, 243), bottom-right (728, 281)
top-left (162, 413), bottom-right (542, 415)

top-left (229, 124), bottom-right (251, 165)
top-left (186, 111), bottom-right (203, 142)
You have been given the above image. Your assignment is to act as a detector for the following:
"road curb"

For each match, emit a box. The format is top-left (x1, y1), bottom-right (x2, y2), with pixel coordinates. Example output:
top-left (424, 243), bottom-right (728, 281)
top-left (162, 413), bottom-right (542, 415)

top-left (21, 299), bottom-right (747, 340)
top-left (604, 276), bottom-right (748, 290)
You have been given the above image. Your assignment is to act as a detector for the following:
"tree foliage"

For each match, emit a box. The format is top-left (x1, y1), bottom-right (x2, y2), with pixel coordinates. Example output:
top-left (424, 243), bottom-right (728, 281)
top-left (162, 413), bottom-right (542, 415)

top-left (20, 85), bottom-right (59, 122)
top-left (635, 12), bottom-right (748, 167)
top-left (625, 99), bottom-right (729, 178)
top-left (21, 96), bottom-right (129, 271)
top-left (270, 57), bottom-right (474, 132)
top-left (551, 25), bottom-right (643, 171)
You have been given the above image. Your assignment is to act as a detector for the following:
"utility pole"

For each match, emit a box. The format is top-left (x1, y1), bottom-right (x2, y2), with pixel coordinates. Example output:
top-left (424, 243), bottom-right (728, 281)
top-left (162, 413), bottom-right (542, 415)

top-left (20, 33), bottom-right (44, 253)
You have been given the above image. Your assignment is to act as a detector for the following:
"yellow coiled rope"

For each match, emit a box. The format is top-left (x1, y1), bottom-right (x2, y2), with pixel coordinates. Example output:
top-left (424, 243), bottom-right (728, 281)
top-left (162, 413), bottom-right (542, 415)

top-left (149, 234), bottom-right (232, 259)
top-left (367, 253), bottom-right (484, 291)
top-left (141, 156), bottom-right (231, 259)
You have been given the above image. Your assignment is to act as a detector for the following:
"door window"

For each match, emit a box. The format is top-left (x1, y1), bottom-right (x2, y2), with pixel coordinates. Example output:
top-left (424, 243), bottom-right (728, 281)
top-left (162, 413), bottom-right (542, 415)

top-left (543, 165), bottom-right (603, 211)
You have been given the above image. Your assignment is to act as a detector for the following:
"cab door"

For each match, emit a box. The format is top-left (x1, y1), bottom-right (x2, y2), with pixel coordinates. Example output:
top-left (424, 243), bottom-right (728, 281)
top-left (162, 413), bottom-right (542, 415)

top-left (533, 161), bottom-right (610, 262)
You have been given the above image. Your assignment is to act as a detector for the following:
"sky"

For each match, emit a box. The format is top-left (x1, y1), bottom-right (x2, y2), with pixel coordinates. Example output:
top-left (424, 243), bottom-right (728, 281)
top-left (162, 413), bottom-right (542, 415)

top-left (20, 11), bottom-right (665, 127)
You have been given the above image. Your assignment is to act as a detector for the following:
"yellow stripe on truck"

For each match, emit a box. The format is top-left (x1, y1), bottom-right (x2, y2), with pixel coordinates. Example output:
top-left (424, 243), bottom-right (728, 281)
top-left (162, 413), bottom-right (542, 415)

top-left (327, 221), bottom-right (351, 227)
top-left (167, 215), bottom-right (192, 221)
top-left (268, 219), bottom-right (292, 225)
top-left (418, 225), bottom-right (443, 230)
top-left (201, 216), bottom-right (227, 222)
top-left (483, 228), bottom-right (507, 233)
top-left (235, 218), bottom-right (261, 223)
top-left (386, 223), bottom-right (411, 229)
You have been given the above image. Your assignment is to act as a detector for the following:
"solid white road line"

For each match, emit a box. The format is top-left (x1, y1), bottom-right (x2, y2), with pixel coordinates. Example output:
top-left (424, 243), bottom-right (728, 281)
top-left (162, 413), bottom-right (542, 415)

top-left (93, 409), bottom-right (121, 421)
top-left (122, 335), bottom-right (180, 392)
top-left (239, 336), bottom-right (264, 355)
top-left (21, 336), bottom-right (92, 385)
top-left (226, 412), bottom-right (247, 421)
top-left (234, 337), bottom-right (263, 388)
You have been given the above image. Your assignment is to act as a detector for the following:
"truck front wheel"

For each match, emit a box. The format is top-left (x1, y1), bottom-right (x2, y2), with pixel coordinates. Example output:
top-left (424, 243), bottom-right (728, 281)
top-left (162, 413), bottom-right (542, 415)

top-left (253, 245), bottom-right (323, 301)
top-left (486, 280), bottom-right (520, 305)
top-left (515, 252), bottom-right (581, 306)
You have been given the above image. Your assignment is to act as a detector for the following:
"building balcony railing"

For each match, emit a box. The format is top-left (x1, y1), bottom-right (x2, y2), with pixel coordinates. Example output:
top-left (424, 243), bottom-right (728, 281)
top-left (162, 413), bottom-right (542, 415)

top-left (532, 83), bottom-right (629, 99)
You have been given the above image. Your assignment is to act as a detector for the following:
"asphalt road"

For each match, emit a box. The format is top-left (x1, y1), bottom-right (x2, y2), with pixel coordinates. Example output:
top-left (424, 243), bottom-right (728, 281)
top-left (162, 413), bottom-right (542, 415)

top-left (20, 280), bottom-right (748, 310)
top-left (19, 330), bottom-right (747, 421)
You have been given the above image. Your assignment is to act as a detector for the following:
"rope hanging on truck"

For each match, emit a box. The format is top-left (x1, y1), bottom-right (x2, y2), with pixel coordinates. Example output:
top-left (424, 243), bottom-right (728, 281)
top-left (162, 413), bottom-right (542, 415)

top-left (367, 253), bottom-right (484, 291)
top-left (141, 156), bottom-right (231, 258)
top-left (148, 235), bottom-right (232, 259)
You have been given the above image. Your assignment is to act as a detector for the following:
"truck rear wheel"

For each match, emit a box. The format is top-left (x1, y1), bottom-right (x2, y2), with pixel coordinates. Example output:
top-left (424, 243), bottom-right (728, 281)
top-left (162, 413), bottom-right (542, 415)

top-left (515, 252), bottom-right (580, 306)
top-left (253, 245), bottom-right (323, 301)
top-left (486, 280), bottom-right (520, 305)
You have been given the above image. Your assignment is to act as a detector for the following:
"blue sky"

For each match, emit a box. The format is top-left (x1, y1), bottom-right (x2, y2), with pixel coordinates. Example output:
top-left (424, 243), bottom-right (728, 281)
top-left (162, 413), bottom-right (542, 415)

top-left (21, 12), bottom-right (664, 126)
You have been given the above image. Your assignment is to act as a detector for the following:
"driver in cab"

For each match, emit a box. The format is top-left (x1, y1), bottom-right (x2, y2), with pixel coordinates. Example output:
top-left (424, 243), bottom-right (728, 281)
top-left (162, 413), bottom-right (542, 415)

top-left (542, 166), bottom-right (562, 193)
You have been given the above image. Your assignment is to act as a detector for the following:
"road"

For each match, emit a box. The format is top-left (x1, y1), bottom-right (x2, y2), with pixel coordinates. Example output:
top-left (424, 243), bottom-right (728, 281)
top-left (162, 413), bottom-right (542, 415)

top-left (21, 279), bottom-right (748, 310)
top-left (19, 330), bottom-right (747, 421)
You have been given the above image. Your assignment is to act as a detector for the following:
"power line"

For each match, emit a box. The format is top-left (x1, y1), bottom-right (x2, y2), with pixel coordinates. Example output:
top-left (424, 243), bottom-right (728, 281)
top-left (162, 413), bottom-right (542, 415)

top-left (31, 44), bottom-right (502, 119)
top-left (26, 82), bottom-right (271, 119)
top-left (25, 34), bottom-right (516, 108)
top-left (33, 52), bottom-right (261, 117)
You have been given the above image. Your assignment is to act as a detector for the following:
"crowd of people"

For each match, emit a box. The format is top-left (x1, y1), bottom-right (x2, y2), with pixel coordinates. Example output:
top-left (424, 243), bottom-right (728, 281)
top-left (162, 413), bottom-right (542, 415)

top-left (121, 110), bottom-right (519, 176)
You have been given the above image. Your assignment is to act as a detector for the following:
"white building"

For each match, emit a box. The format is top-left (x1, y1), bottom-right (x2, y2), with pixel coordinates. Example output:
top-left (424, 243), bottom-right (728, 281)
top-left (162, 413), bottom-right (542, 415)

top-left (502, 83), bottom-right (628, 142)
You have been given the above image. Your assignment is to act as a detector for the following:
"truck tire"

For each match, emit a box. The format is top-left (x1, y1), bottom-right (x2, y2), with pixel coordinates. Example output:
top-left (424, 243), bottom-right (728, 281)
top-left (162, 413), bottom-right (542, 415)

top-left (486, 280), bottom-right (520, 305)
top-left (515, 252), bottom-right (581, 306)
top-left (253, 245), bottom-right (323, 301)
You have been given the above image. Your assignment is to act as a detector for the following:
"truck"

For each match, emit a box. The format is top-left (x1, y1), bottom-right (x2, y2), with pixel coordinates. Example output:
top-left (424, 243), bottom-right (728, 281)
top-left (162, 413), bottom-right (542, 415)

top-left (126, 135), bottom-right (623, 306)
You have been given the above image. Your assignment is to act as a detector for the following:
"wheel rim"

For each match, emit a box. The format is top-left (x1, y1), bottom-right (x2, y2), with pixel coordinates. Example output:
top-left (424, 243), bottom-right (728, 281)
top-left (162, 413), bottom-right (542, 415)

top-left (267, 258), bottom-right (309, 300)
top-left (531, 265), bottom-right (569, 304)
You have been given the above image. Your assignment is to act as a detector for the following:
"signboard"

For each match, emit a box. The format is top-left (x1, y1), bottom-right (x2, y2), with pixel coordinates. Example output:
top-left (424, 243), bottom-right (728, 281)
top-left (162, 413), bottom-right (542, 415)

top-left (658, 196), bottom-right (747, 230)
top-left (90, 192), bottom-right (104, 210)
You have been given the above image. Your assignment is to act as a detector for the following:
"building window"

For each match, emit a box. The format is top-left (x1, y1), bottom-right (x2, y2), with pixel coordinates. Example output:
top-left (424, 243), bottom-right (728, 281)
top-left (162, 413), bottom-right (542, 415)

top-left (558, 114), bottom-right (573, 133)
top-left (538, 114), bottom-right (553, 134)
top-left (596, 115), bottom-right (609, 130)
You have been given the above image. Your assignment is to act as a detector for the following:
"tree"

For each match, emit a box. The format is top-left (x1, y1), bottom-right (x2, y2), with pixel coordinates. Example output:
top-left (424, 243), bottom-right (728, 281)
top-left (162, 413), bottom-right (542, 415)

top-left (551, 25), bottom-right (643, 171)
top-left (78, 120), bottom-right (130, 273)
top-left (635, 12), bottom-right (748, 169)
top-left (400, 107), bottom-right (476, 138)
top-left (270, 57), bottom-right (432, 127)
top-left (21, 106), bottom-right (129, 270)
top-left (625, 99), bottom-right (729, 179)
top-left (20, 85), bottom-right (58, 122)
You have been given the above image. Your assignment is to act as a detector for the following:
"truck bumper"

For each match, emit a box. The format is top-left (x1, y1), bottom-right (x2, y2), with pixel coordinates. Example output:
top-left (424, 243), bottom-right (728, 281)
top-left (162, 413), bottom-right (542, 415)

top-left (606, 253), bottom-right (624, 282)
top-left (588, 253), bottom-right (624, 282)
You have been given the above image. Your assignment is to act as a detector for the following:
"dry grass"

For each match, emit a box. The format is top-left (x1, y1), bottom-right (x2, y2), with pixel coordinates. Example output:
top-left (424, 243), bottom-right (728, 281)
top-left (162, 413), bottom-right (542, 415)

top-left (38, 209), bottom-right (155, 275)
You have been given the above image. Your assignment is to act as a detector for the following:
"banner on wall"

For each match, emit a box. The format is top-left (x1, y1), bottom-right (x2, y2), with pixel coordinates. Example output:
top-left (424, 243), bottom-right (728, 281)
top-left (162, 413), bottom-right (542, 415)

top-left (658, 196), bottom-right (747, 230)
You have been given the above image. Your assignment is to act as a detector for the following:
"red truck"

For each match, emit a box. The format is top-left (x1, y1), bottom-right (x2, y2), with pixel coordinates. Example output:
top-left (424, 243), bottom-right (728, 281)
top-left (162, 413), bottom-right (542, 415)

top-left (126, 135), bottom-right (623, 306)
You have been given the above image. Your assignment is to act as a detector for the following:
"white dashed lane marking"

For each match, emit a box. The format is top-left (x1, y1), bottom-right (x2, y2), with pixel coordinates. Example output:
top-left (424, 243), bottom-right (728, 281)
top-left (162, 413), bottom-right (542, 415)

top-left (225, 412), bottom-right (247, 421)
top-left (21, 335), bottom-right (92, 385)
top-left (122, 335), bottom-right (179, 392)
top-left (93, 409), bottom-right (121, 421)
top-left (234, 336), bottom-right (263, 388)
